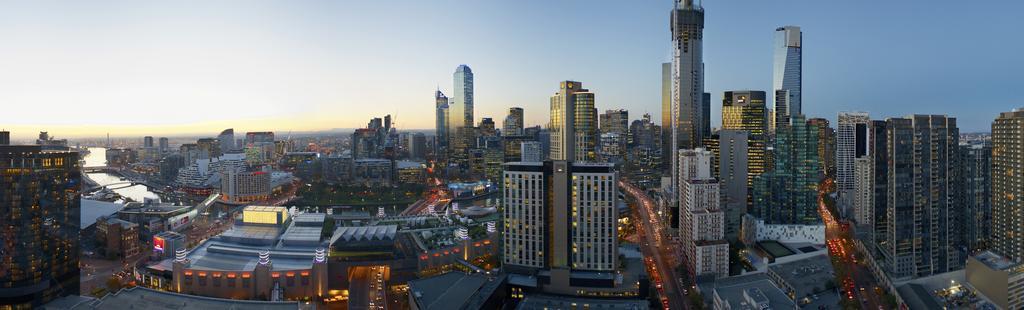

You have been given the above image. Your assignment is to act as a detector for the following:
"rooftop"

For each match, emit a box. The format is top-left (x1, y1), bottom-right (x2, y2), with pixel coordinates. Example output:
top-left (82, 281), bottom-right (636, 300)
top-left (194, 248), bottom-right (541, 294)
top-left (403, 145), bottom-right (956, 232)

top-left (408, 272), bottom-right (502, 310)
top-left (713, 274), bottom-right (795, 310)
top-left (767, 253), bottom-right (834, 296)
top-left (516, 294), bottom-right (646, 310)
top-left (42, 286), bottom-right (303, 310)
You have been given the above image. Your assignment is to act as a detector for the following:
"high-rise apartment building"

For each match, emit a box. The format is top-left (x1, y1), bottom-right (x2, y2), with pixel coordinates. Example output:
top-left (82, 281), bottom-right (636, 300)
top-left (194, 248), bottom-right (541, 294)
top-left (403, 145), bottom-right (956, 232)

top-left (504, 80), bottom-right (621, 296)
top-left (159, 137), bottom-right (169, 153)
top-left (838, 112), bottom-right (870, 218)
top-left (678, 148), bottom-right (729, 279)
top-left (960, 142), bottom-right (992, 253)
top-left (753, 115), bottom-right (820, 225)
top-left (881, 115), bottom-right (962, 279)
top-left (218, 128), bottom-right (235, 153)
top-left (519, 141), bottom-right (542, 162)
top-left (669, 0), bottom-right (707, 229)
top-left (549, 81), bottom-right (597, 162)
top-left (0, 130), bottom-right (9, 145)
top-left (0, 146), bottom-right (80, 308)
top-left (771, 26), bottom-right (802, 132)
top-left (661, 62), bottom-right (673, 178)
top-left (144, 136), bottom-right (154, 148)
top-left (599, 109), bottom-right (629, 136)
top-left (504, 107), bottom-right (524, 136)
top-left (993, 110), bottom-right (1024, 262)
top-left (807, 118), bottom-right (835, 178)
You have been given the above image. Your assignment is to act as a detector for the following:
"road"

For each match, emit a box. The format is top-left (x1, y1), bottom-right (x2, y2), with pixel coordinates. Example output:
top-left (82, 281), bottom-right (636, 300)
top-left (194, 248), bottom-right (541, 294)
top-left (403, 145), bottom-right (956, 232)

top-left (819, 180), bottom-right (885, 309)
top-left (348, 267), bottom-right (370, 310)
top-left (621, 180), bottom-right (688, 310)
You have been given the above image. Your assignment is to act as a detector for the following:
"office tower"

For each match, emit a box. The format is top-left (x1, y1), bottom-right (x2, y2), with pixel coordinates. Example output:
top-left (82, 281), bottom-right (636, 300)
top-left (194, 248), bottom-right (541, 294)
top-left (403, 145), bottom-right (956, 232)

top-left (960, 143), bottom-right (992, 253)
top-left (504, 107), bottom-right (524, 136)
top-left (144, 136), bottom-right (154, 148)
top-left (479, 118), bottom-right (497, 137)
top-left (520, 141), bottom-right (542, 162)
top-left (0, 130), bottom-right (9, 145)
top-left (599, 109), bottom-right (629, 162)
top-left (409, 133), bottom-right (427, 160)
top-left (721, 90), bottom-right (769, 190)
top-left (670, 1), bottom-right (707, 228)
top-left (599, 109), bottom-right (629, 136)
top-left (837, 112), bottom-right (870, 217)
top-left (661, 62), bottom-right (673, 177)
top-left (628, 113), bottom-right (663, 189)
top-left (0, 146), bottom-right (80, 308)
top-left (808, 118), bottom-right (835, 178)
top-left (678, 148), bottom-right (729, 278)
top-left (449, 65), bottom-right (474, 146)
top-left (993, 110), bottom-right (1024, 261)
top-left (771, 26), bottom-right (802, 132)
top-left (753, 115), bottom-right (820, 225)
top-left (196, 138), bottom-right (221, 159)
top-left (882, 115), bottom-right (961, 279)
top-left (549, 81), bottom-right (597, 162)
top-left (159, 137), bottom-right (169, 153)
top-left (435, 90), bottom-right (450, 150)
top-left (218, 128), bottom-right (235, 153)
top-left (718, 130), bottom-right (748, 242)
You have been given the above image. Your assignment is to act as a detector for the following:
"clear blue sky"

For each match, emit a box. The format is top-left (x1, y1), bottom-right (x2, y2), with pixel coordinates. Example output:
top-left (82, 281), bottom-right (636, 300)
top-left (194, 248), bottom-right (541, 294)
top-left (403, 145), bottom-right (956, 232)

top-left (1, 0), bottom-right (1020, 138)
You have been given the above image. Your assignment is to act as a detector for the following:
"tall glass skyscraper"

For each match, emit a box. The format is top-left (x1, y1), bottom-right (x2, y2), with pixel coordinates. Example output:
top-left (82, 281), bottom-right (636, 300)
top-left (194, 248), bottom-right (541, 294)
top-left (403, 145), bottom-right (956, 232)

top-left (753, 115), bottom-right (820, 225)
top-left (669, 0), bottom-right (706, 229)
top-left (772, 26), bottom-right (802, 131)
top-left (0, 146), bottom-right (81, 308)
top-left (549, 81), bottom-right (596, 162)
top-left (450, 64), bottom-right (474, 131)
top-left (435, 90), bottom-right (449, 150)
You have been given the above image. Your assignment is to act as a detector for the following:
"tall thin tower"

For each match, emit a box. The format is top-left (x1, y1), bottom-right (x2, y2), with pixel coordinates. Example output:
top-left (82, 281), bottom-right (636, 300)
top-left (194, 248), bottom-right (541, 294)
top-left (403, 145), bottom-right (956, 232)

top-left (670, 0), bottom-right (706, 228)
top-left (772, 26), bottom-right (802, 132)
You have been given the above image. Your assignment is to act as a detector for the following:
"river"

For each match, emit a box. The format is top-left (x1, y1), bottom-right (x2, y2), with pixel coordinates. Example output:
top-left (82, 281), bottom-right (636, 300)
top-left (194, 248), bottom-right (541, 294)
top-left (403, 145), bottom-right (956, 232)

top-left (82, 147), bottom-right (159, 202)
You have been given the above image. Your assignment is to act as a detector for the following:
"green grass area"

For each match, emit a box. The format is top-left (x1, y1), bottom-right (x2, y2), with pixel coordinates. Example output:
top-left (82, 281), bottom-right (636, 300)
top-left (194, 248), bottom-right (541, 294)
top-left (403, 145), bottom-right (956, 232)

top-left (294, 182), bottom-right (425, 206)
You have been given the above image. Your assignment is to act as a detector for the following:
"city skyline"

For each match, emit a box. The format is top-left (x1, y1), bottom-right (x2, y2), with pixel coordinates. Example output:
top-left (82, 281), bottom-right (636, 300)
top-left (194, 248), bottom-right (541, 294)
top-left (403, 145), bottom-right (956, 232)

top-left (2, 1), bottom-right (1021, 138)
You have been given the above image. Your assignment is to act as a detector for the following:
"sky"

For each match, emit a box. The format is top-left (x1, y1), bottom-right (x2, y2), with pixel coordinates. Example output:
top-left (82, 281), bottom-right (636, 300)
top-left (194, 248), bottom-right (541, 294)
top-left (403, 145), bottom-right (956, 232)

top-left (1, 0), bottom-right (1022, 139)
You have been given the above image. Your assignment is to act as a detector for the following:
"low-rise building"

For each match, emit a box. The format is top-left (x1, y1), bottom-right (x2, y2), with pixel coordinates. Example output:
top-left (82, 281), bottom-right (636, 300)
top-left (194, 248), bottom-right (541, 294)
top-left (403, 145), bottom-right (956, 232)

top-left (966, 251), bottom-right (1024, 309)
top-left (152, 231), bottom-right (186, 260)
top-left (95, 216), bottom-right (141, 260)
top-left (407, 272), bottom-right (506, 310)
top-left (396, 161), bottom-right (426, 184)
top-left (711, 273), bottom-right (796, 310)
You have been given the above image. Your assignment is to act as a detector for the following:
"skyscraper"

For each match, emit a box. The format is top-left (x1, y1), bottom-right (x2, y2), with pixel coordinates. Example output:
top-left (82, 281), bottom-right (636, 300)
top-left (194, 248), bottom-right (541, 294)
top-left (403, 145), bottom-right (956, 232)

top-left (882, 115), bottom-right (961, 279)
top-left (661, 62), bottom-right (672, 178)
top-left (993, 109), bottom-right (1024, 262)
top-left (599, 109), bottom-right (629, 136)
top-left (721, 90), bottom-right (769, 189)
top-left (159, 137), bottom-right (169, 153)
top-left (435, 90), bottom-right (450, 151)
top-left (549, 81), bottom-right (597, 162)
top-left (0, 130), bottom-right (9, 145)
top-left (807, 118), bottom-right (835, 178)
top-left (144, 136), bottom-right (154, 148)
top-left (960, 142), bottom-right (992, 253)
top-left (448, 65), bottom-right (474, 169)
top-left (670, 0), bottom-right (706, 229)
top-left (504, 107), bottom-right (524, 136)
top-left (503, 81), bottom-right (620, 296)
top-left (771, 26), bottom-right (802, 132)
top-left (718, 130), bottom-right (748, 242)
top-left (0, 146), bottom-right (80, 308)
top-left (837, 112), bottom-right (870, 217)
top-left (753, 115), bottom-right (820, 225)
top-left (218, 128), bottom-right (235, 153)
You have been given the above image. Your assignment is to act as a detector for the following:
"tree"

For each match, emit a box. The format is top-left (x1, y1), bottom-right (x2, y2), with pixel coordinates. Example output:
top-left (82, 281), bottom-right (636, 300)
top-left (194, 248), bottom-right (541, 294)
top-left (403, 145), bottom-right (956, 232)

top-left (105, 276), bottom-right (123, 293)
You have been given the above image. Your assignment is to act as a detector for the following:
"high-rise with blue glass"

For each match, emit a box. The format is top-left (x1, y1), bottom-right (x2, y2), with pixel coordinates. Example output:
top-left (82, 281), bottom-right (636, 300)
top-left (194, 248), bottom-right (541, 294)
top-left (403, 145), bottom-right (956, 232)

top-left (772, 26), bottom-right (802, 132)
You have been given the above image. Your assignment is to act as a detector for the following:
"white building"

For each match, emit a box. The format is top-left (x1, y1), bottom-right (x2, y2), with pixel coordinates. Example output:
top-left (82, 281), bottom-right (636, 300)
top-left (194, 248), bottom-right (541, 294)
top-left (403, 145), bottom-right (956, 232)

top-left (220, 166), bottom-right (271, 204)
top-left (836, 112), bottom-right (870, 216)
top-left (678, 148), bottom-right (729, 279)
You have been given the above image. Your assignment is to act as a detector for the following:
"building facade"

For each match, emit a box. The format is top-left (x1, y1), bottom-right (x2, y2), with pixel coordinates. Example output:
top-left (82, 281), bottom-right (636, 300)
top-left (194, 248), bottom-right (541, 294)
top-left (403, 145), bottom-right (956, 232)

top-left (960, 143), bottom-right (992, 253)
top-left (0, 146), bottom-right (81, 308)
top-left (753, 115), bottom-right (820, 225)
top-left (881, 115), bottom-right (962, 280)
top-left (993, 109), bottom-right (1024, 262)
top-left (678, 148), bottom-right (729, 279)
top-left (669, 0), bottom-right (707, 230)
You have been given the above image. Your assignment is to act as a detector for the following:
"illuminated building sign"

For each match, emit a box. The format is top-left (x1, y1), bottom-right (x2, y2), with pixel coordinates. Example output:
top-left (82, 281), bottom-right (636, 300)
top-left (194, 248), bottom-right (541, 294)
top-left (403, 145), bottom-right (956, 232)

top-left (154, 236), bottom-right (165, 252)
top-left (242, 206), bottom-right (288, 225)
